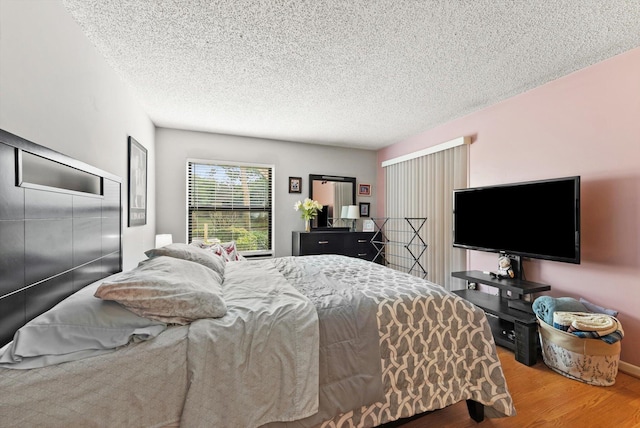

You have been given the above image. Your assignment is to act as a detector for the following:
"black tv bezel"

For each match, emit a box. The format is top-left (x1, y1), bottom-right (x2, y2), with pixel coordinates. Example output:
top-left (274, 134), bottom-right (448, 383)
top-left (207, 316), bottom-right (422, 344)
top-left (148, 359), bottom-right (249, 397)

top-left (452, 176), bottom-right (581, 264)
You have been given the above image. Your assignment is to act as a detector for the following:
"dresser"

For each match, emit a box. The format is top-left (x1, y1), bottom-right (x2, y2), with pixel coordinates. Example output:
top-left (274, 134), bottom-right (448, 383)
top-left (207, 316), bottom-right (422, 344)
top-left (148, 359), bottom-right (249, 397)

top-left (292, 231), bottom-right (377, 262)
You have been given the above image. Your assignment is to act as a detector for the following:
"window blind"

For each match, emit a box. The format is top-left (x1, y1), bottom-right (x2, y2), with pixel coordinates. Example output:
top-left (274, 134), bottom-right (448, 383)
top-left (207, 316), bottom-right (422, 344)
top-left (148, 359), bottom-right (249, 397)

top-left (384, 143), bottom-right (468, 290)
top-left (187, 160), bottom-right (274, 256)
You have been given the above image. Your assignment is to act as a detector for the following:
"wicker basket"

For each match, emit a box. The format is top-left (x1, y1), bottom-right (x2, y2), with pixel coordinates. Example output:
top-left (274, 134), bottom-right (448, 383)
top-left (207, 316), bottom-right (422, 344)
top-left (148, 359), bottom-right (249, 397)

top-left (537, 316), bottom-right (621, 386)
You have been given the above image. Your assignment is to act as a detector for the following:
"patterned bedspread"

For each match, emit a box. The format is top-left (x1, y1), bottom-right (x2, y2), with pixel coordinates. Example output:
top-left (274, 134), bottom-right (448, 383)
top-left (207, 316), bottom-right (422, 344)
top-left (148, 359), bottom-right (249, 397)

top-left (280, 255), bottom-right (516, 426)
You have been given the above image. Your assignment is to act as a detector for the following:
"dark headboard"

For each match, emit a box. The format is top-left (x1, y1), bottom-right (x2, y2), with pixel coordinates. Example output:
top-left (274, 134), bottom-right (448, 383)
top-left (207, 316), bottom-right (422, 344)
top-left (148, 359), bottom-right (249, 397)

top-left (0, 129), bottom-right (122, 347)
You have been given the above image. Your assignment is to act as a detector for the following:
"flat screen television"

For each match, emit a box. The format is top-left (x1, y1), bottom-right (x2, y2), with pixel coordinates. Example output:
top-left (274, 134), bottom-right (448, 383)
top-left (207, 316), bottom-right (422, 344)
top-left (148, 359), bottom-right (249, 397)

top-left (453, 176), bottom-right (580, 264)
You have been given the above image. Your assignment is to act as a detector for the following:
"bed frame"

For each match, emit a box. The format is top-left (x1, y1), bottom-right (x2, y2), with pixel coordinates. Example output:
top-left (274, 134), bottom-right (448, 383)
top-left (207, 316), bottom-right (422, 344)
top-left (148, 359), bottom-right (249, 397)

top-left (0, 128), bottom-right (122, 347)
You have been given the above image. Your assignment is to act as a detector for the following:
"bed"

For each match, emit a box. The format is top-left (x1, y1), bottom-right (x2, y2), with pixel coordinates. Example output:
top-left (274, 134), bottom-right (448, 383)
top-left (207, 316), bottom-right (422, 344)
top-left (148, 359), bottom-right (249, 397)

top-left (0, 129), bottom-right (515, 427)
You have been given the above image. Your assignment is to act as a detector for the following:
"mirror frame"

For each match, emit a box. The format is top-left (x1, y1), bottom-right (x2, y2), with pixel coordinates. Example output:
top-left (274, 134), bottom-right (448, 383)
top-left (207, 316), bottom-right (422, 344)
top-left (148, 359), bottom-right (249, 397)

top-left (308, 174), bottom-right (356, 230)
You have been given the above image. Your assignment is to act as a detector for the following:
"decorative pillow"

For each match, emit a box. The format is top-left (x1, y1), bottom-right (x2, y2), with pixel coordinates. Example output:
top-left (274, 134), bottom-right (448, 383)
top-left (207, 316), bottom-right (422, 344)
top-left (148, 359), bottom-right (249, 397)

top-left (0, 279), bottom-right (167, 369)
top-left (145, 242), bottom-right (225, 278)
top-left (95, 256), bottom-right (227, 325)
top-left (193, 240), bottom-right (246, 262)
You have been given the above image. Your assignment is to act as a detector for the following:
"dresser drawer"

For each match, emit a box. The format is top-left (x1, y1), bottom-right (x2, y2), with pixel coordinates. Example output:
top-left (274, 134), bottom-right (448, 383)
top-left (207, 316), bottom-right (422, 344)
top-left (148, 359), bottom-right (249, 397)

top-left (344, 232), bottom-right (372, 249)
top-left (297, 233), bottom-right (343, 255)
top-left (347, 232), bottom-right (375, 259)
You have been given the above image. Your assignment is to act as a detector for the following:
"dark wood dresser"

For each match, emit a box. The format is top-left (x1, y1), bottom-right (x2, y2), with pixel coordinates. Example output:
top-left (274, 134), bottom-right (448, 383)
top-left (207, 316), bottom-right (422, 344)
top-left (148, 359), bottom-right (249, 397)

top-left (292, 231), bottom-right (376, 262)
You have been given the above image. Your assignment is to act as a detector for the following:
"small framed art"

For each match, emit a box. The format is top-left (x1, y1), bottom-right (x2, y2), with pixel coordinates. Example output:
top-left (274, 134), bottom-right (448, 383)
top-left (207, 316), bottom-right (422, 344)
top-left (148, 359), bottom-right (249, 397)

top-left (128, 136), bottom-right (147, 227)
top-left (358, 183), bottom-right (371, 196)
top-left (359, 202), bottom-right (370, 218)
top-left (362, 219), bottom-right (375, 232)
top-left (289, 177), bottom-right (302, 193)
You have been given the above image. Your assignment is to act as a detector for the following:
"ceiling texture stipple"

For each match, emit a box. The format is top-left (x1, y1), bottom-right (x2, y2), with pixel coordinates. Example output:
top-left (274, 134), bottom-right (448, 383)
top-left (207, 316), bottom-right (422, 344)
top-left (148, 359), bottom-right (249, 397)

top-left (62, 1), bottom-right (640, 150)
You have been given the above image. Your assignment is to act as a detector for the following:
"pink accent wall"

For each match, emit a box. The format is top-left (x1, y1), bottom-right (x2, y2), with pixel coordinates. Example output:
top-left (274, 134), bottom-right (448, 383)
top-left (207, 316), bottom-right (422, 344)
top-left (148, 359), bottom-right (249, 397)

top-left (377, 47), bottom-right (640, 366)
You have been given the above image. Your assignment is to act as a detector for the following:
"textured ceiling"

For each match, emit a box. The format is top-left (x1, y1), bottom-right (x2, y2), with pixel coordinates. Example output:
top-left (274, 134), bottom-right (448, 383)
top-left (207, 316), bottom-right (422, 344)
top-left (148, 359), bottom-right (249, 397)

top-left (62, 1), bottom-right (640, 150)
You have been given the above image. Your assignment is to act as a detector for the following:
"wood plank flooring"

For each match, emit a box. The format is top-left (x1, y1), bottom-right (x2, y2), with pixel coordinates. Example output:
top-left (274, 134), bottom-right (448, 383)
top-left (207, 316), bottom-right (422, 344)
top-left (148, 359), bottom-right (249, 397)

top-left (397, 346), bottom-right (640, 428)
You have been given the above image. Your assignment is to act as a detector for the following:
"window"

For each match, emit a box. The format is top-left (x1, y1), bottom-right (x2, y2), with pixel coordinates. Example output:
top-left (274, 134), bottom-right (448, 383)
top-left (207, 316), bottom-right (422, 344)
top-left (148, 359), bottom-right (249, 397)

top-left (187, 160), bottom-right (274, 256)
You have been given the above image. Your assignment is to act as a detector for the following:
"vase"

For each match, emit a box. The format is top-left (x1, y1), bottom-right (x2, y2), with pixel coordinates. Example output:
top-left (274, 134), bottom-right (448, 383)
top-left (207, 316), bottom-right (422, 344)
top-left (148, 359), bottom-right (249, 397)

top-left (305, 219), bottom-right (310, 232)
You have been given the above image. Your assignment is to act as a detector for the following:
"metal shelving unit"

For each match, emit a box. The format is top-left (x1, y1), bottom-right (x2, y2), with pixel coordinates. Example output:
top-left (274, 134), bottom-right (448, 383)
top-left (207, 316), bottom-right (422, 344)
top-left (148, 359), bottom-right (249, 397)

top-left (370, 217), bottom-right (428, 278)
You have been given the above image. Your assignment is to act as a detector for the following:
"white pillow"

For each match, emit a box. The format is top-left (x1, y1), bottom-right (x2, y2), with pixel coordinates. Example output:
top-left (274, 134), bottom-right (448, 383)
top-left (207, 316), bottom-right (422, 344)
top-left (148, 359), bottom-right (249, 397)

top-left (0, 279), bottom-right (167, 369)
top-left (145, 242), bottom-right (225, 278)
top-left (95, 256), bottom-right (227, 325)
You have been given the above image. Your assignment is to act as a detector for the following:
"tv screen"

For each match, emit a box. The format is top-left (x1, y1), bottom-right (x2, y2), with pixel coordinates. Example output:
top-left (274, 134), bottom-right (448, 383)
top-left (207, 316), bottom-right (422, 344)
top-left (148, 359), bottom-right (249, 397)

top-left (453, 176), bottom-right (580, 264)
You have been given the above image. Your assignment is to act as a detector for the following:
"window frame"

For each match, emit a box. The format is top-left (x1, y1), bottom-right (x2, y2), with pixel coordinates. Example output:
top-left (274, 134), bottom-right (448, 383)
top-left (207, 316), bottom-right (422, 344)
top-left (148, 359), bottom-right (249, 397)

top-left (186, 158), bottom-right (275, 257)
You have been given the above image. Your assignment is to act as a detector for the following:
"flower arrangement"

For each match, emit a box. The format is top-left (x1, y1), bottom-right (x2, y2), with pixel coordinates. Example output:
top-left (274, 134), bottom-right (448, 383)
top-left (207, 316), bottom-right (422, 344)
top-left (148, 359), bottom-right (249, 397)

top-left (294, 198), bottom-right (323, 231)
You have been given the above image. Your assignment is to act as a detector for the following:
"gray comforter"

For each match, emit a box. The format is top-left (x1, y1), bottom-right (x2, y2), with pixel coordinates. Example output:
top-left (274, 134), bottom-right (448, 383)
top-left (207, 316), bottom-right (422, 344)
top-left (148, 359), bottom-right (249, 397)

top-left (180, 260), bottom-right (320, 428)
top-left (263, 257), bottom-right (385, 428)
top-left (182, 257), bottom-right (385, 428)
top-left (0, 260), bottom-right (322, 428)
top-left (288, 255), bottom-right (516, 426)
top-left (0, 255), bottom-right (515, 427)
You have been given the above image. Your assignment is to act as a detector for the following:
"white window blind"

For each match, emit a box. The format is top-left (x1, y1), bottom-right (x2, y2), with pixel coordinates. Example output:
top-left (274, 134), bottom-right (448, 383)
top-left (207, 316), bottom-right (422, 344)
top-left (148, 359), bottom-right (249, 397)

top-left (384, 142), bottom-right (469, 291)
top-left (187, 160), bottom-right (274, 256)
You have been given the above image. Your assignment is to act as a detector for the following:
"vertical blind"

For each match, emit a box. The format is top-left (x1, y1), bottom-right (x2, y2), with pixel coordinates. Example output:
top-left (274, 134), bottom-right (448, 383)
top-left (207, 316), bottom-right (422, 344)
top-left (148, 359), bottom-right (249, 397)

top-left (187, 160), bottom-right (274, 256)
top-left (384, 144), bottom-right (468, 291)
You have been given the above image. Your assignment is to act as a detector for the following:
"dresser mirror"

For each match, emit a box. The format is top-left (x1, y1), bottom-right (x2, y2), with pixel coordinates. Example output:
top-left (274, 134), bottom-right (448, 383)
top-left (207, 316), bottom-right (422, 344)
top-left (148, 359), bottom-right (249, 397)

top-left (309, 174), bottom-right (356, 229)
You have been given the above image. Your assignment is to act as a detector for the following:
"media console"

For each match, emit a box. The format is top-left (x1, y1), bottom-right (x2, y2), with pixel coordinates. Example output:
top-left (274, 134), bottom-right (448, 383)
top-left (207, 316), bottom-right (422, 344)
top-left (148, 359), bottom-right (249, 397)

top-left (451, 270), bottom-right (551, 366)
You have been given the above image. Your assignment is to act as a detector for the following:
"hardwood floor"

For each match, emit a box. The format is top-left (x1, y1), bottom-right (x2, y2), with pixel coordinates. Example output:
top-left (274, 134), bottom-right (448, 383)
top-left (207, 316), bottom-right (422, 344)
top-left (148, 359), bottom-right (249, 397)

top-left (397, 346), bottom-right (640, 428)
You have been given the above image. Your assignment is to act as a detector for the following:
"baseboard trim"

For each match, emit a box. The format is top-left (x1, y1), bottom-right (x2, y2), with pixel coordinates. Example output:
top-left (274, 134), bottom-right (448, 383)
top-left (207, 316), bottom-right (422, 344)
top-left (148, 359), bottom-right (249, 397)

top-left (619, 360), bottom-right (640, 379)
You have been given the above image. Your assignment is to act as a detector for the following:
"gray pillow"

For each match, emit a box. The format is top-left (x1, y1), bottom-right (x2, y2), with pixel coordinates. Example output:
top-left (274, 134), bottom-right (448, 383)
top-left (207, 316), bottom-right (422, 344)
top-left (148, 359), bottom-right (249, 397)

top-left (0, 279), bottom-right (167, 369)
top-left (95, 256), bottom-right (227, 325)
top-left (145, 243), bottom-right (225, 279)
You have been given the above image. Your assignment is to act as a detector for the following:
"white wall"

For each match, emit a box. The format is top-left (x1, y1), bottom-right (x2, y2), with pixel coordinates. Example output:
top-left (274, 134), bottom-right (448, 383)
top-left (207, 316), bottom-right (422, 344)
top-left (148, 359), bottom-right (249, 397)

top-left (0, 0), bottom-right (156, 270)
top-left (155, 128), bottom-right (377, 257)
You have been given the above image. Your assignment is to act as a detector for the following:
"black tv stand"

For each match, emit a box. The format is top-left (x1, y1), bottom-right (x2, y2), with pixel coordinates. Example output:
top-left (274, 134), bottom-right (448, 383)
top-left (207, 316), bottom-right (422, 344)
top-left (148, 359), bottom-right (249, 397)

top-left (451, 270), bottom-right (551, 366)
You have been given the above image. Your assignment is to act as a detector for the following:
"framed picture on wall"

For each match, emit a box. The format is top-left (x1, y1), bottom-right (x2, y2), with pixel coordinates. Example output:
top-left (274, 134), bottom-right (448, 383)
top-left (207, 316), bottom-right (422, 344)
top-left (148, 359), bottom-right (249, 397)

top-left (358, 183), bottom-right (371, 196)
top-left (359, 202), bottom-right (370, 218)
top-left (289, 176), bottom-right (302, 193)
top-left (128, 136), bottom-right (147, 226)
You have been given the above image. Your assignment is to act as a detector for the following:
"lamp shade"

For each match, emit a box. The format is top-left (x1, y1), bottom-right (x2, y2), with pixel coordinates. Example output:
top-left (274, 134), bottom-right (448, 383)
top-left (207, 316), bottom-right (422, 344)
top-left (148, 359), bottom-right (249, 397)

top-left (155, 234), bottom-right (173, 248)
top-left (340, 206), bottom-right (349, 219)
top-left (345, 205), bottom-right (360, 219)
